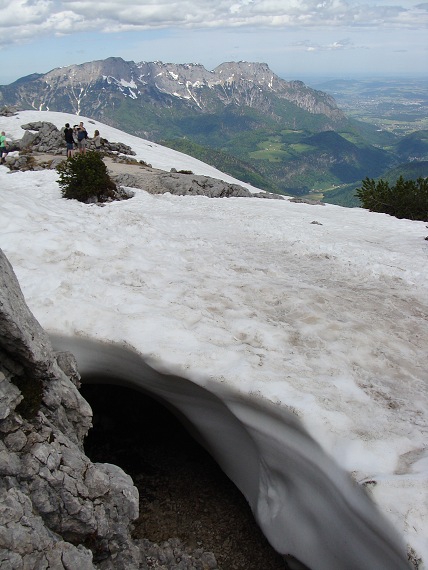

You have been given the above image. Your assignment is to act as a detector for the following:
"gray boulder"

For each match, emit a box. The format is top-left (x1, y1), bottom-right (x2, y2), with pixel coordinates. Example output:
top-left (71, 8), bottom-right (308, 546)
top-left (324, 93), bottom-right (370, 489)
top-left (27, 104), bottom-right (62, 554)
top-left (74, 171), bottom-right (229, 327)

top-left (3, 122), bottom-right (137, 172)
top-left (0, 248), bottom-right (219, 569)
top-left (113, 170), bottom-right (284, 200)
top-left (17, 121), bottom-right (136, 157)
top-left (0, 249), bottom-right (141, 569)
top-left (20, 121), bottom-right (65, 154)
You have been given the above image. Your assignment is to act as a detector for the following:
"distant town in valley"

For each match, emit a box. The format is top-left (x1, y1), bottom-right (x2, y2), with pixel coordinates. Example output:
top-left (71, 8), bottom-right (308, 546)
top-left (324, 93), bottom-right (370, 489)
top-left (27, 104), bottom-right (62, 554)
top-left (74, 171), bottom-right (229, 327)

top-left (304, 76), bottom-right (428, 135)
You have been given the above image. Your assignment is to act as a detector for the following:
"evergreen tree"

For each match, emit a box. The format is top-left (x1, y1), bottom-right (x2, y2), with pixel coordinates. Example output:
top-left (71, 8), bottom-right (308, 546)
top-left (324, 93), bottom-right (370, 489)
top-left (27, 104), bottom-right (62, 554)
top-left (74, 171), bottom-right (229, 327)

top-left (355, 176), bottom-right (428, 221)
top-left (57, 152), bottom-right (117, 203)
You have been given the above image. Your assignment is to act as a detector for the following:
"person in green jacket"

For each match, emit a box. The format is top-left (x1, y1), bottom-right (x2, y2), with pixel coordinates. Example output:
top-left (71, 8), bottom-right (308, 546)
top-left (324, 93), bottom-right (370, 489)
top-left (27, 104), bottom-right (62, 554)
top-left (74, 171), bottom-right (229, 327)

top-left (0, 131), bottom-right (8, 163)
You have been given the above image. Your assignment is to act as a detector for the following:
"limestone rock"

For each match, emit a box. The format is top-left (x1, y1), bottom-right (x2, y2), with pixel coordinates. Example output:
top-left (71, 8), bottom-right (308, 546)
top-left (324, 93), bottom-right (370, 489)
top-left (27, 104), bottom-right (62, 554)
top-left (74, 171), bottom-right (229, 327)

top-left (4, 121), bottom-right (136, 172)
top-left (0, 248), bottom-right (141, 568)
top-left (0, 251), bottom-right (56, 380)
top-left (113, 170), bottom-right (283, 200)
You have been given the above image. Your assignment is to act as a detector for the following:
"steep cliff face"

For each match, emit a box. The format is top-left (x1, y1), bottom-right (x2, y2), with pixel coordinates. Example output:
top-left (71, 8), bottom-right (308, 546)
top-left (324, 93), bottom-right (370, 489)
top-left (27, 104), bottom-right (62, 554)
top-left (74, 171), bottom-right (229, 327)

top-left (0, 249), bottom-right (141, 569)
top-left (0, 58), bottom-right (345, 126)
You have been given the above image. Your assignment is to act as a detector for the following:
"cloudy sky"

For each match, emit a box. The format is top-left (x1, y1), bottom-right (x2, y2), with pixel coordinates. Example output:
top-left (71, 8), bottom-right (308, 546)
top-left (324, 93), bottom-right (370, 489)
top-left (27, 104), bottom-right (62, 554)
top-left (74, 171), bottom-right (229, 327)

top-left (0, 0), bottom-right (427, 85)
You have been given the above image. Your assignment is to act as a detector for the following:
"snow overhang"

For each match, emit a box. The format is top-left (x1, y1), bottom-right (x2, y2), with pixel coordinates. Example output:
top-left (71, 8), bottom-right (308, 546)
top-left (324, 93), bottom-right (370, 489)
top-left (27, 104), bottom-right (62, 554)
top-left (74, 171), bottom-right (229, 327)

top-left (51, 335), bottom-right (411, 570)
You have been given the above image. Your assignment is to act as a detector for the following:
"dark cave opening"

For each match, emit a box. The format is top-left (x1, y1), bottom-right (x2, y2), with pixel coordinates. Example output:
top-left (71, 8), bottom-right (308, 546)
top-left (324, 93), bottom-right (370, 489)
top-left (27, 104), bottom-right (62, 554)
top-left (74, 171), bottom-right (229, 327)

top-left (80, 383), bottom-right (290, 570)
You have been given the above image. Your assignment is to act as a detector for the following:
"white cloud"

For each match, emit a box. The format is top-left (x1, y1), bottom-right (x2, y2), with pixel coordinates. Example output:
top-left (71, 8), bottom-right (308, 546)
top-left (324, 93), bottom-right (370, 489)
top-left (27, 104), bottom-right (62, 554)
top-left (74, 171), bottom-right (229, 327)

top-left (293, 36), bottom-right (361, 52)
top-left (0, 0), bottom-right (425, 81)
top-left (0, 0), bottom-right (426, 48)
top-left (0, 0), bottom-right (51, 26)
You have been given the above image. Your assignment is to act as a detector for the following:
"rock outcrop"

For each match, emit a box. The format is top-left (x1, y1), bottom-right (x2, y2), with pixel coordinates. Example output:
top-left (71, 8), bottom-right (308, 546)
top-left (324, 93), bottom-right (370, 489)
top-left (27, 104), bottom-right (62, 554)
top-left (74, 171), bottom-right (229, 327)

top-left (0, 248), bottom-right (141, 569)
top-left (3, 120), bottom-right (283, 200)
top-left (10, 121), bottom-right (136, 159)
top-left (0, 248), bottom-right (221, 569)
top-left (114, 170), bottom-right (283, 199)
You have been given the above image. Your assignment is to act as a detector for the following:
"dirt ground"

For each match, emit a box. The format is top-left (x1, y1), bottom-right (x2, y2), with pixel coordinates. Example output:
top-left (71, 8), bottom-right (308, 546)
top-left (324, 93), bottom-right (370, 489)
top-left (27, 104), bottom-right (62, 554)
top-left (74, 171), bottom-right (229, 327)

top-left (81, 384), bottom-right (291, 570)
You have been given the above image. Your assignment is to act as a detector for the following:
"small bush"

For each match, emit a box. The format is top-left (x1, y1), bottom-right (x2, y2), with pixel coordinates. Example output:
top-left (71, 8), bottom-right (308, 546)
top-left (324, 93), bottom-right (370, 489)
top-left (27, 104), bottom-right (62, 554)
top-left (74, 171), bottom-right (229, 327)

top-left (355, 176), bottom-right (428, 221)
top-left (56, 151), bottom-right (117, 203)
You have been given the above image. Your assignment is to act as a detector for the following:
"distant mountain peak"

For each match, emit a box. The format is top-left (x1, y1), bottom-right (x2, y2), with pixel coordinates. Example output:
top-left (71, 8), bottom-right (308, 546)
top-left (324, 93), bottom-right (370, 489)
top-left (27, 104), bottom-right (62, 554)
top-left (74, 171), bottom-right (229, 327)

top-left (0, 57), bottom-right (344, 124)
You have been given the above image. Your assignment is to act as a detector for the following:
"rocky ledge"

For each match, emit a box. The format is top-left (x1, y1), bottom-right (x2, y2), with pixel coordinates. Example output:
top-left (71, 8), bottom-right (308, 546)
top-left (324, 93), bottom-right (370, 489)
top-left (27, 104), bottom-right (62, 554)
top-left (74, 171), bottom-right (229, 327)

top-left (2, 120), bottom-right (283, 201)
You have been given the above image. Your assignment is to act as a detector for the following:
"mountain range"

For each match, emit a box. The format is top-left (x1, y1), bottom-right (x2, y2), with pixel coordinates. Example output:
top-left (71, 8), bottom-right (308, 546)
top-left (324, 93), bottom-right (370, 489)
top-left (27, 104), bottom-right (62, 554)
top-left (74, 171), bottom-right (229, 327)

top-left (1, 57), bottom-right (426, 200)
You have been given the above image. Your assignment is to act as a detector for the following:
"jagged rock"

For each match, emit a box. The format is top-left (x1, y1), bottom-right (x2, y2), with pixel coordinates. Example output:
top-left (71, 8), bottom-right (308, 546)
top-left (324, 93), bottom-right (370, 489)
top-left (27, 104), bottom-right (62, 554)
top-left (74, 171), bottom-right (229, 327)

top-left (56, 351), bottom-right (82, 389)
top-left (3, 122), bottom-right (137, 173)
top-left (0, 247), bottom-right (219, 569)
top-left (0, 250), bottom-right (56, 379)
top-left (20, 122), bottom-right (65, 154)
top-left (0, 59), bottom-right (345, 129)
top-left (253, 191), bottom-right (284, 200)
top-left (0, 248), bottom-right (141, 569)
top-left (3, 154), bottom-right (36, 171)
top-left (0, 486), bottom-right (95, 570)
top-left (158, 172), bottom-right (254, 197)
top-left (113, 170), bottom-right (283, 200)
top-left (99, 140), bottom-right (135, 156)
top-left (18, 121), bottom-right (135, 157)
top-left (0, 105), bottom-right (19, 117)
top-left (289, 197), bottom-right (326, 206)
top-left (0, 371), bottom-right (22, 420)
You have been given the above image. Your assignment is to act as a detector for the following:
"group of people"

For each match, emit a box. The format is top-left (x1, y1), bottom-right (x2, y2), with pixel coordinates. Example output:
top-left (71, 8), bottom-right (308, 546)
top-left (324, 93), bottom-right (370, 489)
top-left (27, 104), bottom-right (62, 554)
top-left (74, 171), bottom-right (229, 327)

top-left (1, 122), bottom-right (103, 165)
top-left (64, 122), bottom-right (102, 158)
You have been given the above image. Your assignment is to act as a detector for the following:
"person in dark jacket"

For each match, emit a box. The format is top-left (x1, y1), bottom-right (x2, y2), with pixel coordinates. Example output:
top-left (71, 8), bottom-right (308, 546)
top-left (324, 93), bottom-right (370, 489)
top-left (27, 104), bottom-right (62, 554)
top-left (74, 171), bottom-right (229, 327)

top-left (64, 123), bottom-right (74, 158)
top-left (77, 122), bottom-right (88, 154)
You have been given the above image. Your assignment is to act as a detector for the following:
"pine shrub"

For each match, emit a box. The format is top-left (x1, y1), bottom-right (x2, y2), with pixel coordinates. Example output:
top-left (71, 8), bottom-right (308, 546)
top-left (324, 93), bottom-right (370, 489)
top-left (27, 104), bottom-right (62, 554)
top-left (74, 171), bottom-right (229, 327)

top-left (355, 176), bottom-right (428, 221)
top-left (56, 151), bottom-right (117, 203)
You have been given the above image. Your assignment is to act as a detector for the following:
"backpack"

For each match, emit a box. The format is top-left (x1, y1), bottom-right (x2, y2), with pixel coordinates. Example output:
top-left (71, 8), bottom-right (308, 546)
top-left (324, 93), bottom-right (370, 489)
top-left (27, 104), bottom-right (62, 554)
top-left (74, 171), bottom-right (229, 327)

top-left (77, 130), bottom-right (87, 141)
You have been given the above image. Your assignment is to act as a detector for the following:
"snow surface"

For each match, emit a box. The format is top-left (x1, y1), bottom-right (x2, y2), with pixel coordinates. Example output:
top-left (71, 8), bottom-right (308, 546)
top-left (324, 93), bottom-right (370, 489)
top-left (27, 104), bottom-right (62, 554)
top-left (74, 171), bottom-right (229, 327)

top-left (1, 111), bottom-right (427, 569)
top-left (1, 110), bottom-right (261, 191)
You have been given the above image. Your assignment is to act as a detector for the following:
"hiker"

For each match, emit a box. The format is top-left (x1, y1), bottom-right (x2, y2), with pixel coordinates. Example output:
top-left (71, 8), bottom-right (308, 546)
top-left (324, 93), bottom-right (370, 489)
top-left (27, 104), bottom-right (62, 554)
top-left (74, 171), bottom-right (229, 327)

top-left (64, 123), bottom-right (74, 158)
top-left (72, 125), bottom-right (79, 150)
top-left (0, 131), bottom-right (8, 163)
top-left (93, 129), bottom-right (102, 151)
top-left (77, 122), bottom-right (88, 154)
